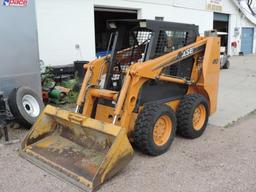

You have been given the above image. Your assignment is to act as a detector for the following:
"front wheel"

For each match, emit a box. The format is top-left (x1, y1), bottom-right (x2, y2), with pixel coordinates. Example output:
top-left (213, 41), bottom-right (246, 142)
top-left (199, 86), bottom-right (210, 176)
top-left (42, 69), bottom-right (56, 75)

top-left (133, 103), bottom-right (177, 156)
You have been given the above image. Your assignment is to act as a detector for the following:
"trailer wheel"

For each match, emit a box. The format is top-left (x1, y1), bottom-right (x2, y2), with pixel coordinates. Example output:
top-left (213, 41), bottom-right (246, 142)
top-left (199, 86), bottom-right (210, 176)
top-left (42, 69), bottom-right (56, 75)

top-left (176, 94), bottom-right (209, 139)
top-left (8, 87), bottom-right (44, 128)
top-left (133, 103), bottom-right (177, 156)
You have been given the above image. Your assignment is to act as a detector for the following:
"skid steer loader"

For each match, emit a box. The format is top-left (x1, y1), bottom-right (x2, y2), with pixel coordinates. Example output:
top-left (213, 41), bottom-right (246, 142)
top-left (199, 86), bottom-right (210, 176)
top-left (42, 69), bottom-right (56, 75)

top-left (20, 20), bottom-right (220, 191)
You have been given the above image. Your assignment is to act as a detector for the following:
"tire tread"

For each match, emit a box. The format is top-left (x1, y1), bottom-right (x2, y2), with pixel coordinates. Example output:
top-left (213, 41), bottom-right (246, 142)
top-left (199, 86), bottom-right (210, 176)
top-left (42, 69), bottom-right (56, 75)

top-left (176, 94), bottom-right (209, 139)
top-left (133, 103), bottom-right (176, 156)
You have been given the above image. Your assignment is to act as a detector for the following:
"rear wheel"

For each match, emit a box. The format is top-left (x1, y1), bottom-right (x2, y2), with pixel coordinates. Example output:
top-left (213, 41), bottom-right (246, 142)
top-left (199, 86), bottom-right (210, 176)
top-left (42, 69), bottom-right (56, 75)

top-left (223, 60), bottom-right (230, 69)
top-left (133, 103), bottom-right (177, 156)
top-left (176, 94), bottom-right (209, 139)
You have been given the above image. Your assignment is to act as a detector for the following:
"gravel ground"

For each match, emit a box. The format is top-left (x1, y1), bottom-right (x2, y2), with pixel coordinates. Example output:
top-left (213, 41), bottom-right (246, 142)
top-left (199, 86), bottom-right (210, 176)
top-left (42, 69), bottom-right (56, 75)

top-left (1, 112), bottom-right (256, 192)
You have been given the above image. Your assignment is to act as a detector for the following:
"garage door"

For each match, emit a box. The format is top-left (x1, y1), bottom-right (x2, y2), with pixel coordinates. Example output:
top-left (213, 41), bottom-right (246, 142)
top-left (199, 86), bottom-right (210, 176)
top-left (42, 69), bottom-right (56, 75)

top-left (241, 28), bottom-right (254, 54)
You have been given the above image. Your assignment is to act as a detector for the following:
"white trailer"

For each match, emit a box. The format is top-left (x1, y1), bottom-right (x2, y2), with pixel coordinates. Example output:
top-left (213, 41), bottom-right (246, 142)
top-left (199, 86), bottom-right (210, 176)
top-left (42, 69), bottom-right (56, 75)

top-left (0, 1), bottom-right (44, 139)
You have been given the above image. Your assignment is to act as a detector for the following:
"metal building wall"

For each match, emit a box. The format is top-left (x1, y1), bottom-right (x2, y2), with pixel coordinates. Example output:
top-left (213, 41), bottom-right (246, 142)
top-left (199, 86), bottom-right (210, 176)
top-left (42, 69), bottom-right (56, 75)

top-left (0, 0), bottom-right (41, 96)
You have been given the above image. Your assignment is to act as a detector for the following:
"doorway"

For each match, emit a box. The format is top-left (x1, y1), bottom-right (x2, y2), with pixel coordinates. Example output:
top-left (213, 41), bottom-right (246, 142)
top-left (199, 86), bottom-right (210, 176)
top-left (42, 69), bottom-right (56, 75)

top-left (94, 7), bottom-right (137, 57)
top-left (213, 12), bottom-right (229, 54)
top-left (241, 27), bottom-right (254, 54)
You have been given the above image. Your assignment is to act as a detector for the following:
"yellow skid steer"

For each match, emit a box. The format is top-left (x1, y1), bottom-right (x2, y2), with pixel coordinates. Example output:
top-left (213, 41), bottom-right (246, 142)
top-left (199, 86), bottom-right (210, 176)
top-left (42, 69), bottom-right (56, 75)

top-left (21, 20), bottom-right (220, 191)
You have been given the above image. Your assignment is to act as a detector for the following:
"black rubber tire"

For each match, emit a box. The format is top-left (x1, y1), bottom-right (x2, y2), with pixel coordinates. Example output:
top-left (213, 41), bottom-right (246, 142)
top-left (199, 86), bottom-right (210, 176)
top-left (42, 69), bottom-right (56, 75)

top-left (8, 87), bottom-right (44, 128)
top-left (223, 60), bottom-right (230, 69)
top-left (176, 94), bottom-right (209, 139)
top-left (133, 103), bottom-right (177, 156)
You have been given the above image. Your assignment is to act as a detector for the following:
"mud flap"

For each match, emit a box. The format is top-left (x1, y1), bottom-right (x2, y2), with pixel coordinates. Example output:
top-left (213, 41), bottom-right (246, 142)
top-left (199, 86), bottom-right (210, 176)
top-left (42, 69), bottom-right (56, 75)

top-left (20, 105), bottom-right (134, 192)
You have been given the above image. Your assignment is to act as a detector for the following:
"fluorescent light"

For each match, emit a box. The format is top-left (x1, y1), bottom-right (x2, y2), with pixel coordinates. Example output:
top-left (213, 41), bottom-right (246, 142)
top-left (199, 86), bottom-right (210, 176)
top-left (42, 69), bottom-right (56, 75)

top-left (109, 22), bottom-right (117, 29)
top-left (139, 21), bottom-right (147, 28)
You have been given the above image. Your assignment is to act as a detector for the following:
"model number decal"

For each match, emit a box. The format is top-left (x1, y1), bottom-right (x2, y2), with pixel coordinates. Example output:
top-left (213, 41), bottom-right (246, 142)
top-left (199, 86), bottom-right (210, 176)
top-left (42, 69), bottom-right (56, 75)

top-left (212, 58), bottom-right (219, 64)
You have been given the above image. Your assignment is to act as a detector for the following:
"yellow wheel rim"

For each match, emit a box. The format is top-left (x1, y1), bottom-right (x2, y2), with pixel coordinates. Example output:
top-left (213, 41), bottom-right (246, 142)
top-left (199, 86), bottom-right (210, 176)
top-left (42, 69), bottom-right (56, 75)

top-left (153, 115), bottom-right (172, 146)
top-left (193, 104), bottom-right (206, 131)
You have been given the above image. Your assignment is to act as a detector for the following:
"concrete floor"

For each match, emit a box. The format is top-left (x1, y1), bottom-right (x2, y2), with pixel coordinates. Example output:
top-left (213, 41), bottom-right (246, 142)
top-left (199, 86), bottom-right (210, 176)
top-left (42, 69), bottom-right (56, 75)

top-left (210, 55), bottom-right (256, 127)
top-left (1, 55), bottom-right (256, 192)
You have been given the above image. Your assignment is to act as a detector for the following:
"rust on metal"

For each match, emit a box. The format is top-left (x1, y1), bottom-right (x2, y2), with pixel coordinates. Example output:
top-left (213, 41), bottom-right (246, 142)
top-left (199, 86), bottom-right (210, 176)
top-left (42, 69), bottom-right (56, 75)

top-left (21, 105), bottom-right (134, 191)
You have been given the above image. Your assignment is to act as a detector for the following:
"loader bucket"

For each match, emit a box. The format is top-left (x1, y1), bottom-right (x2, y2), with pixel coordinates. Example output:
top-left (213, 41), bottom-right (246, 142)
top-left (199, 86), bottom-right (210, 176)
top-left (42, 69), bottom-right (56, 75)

top-left (20, 105), bottom-right (134, 192)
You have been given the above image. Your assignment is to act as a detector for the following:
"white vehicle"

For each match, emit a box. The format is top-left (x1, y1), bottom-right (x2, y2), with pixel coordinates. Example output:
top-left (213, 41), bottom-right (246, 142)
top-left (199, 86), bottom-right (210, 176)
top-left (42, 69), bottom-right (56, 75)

top-left (218, 32), bottom-right (230, 69)
top-left (0, 1), bottom-right (44, 138)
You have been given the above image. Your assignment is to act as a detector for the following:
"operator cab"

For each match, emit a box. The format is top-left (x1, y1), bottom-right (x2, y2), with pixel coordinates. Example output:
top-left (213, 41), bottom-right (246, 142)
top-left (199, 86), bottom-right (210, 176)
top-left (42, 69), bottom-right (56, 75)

top-left (100, 19), bottom-right (199, 108)
top-left (103, 19), bottom-right (199, 92)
